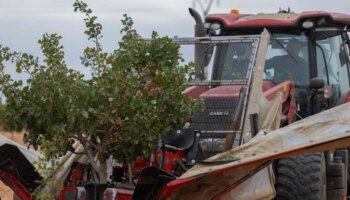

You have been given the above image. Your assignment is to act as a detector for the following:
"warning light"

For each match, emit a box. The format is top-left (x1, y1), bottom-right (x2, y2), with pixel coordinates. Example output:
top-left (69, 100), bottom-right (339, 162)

top-left (231, 9), bottom-right (240, 15)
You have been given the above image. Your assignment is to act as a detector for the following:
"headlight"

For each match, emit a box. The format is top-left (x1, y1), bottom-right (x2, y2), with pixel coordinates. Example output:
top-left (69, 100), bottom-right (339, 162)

top-left (204, 22), bottom-right (222, 35)
top-left (302, 20), bottom-right (314, 29)
top-left (210, 23), bottom-right (221, 30)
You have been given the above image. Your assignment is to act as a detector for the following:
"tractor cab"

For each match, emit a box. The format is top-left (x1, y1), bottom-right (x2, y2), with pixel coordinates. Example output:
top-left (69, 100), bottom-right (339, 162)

top-left (204, 11), bottom-right (350, 116)
top-left (152, 10), bottom-right (350, 169)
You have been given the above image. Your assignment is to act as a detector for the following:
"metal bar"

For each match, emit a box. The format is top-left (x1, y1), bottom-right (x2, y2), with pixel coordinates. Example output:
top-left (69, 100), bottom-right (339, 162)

top-left (184, 80), bottom-right (248, 86)
top-left (250, 113), bottom-right (259, 137)
top-left (239, 29), bottom-right (270, 145)
top-left (200, 130), bottom-right (241, 134)
top-left (199, 130), bottom-right (242, 139)
top-left (235, 38), bottom-right (261, 146)
top-left (142, 35), bottom-right (260, 45)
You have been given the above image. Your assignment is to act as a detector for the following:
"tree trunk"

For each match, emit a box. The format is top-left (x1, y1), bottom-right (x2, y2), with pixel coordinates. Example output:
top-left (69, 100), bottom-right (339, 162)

top-left (128, 163), bottom-right (133, 183)
top-left (98, 159), bottom-right (108, 183)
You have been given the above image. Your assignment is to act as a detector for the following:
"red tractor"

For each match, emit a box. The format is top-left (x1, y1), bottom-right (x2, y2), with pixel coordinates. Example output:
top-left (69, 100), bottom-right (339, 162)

top-left (117, 8), bottom-right (350, 200)
top-left (182, 9), bottom-right (350, 200)
top-left (68, 8), bottom-right (350, 200)
top-left (2, 8), bottom-right (350, 200)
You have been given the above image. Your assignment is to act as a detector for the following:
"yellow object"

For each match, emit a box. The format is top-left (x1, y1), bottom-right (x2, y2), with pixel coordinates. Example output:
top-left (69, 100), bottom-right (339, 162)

top-left (283, 84), bottom-right (287, 92)
top-left (231, 9), bottom-right (240, 15)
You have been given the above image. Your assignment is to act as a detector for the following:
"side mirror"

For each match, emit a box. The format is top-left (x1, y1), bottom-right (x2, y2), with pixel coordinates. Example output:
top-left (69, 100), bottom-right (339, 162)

top-left (339, 43), bottom-right (349, 66)
top-left (310, 77), bottom-right (325, 90)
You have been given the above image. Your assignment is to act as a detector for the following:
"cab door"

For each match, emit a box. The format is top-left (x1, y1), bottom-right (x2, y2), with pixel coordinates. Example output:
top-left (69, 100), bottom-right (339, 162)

top-left (315, 30), bottom-right (350, 107)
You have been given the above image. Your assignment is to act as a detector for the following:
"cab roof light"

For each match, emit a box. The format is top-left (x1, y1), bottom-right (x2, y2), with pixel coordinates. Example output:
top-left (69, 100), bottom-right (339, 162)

top-left (231, 9), bottom-right (240, 15)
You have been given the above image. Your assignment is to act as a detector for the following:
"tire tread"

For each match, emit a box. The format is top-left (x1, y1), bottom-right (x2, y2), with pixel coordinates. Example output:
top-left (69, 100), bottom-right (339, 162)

top-left (275, 153), bottom-right (325, 200)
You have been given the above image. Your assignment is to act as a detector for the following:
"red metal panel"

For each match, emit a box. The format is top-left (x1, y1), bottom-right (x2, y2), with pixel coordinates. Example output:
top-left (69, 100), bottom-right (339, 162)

top-left (230, 19), bottom-right (295, 28)
top-left (206, 11), bottom-right (350, 28)
top-left (0, 171), bottom-right (33, 200)
top-left (205, 14), bottom-right (250, 26)
top-left (199, 85), bottom-right (242, 99)
top-left (300, 11), bottom-right (350, 25)
top-left (262, 80), bottom-right (275, 92)
top-left (263, 80), bottom-right (293, 101)
top-left (103, 188), bottom-right (133, 200)
top-left (183, 86), bottom-right (209, 99)
top-left (263, 80), bottom-right (296, 124)
top-left (155, 149), bottom-right (186, 173)
top-left (116, 188), bottom-right (133, 200)
top-left (132, 157), bottom-right (151, 179)
top-left (58, 187), bottom-right (77, 200)
top-left (344, 91), bottom-right (350, 103)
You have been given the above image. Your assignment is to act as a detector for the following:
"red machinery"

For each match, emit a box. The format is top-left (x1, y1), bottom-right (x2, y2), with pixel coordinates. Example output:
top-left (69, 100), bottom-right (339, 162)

top-left (2, 8), bottom-right (350, 200)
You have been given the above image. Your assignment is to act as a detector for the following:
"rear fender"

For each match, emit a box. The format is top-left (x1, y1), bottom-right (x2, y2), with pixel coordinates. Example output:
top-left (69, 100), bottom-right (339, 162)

top-left (263, 80), bottom-right (296, 124)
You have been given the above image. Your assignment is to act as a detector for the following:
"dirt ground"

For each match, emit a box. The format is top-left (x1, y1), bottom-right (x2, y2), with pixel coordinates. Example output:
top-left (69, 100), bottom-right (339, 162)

top-left (0, 131), bottom-right (24, 200)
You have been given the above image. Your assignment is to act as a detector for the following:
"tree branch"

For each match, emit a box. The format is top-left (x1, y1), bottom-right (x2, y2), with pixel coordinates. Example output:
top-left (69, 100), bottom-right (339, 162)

top-left (12, 54), bottom-right (36, 78)
top-left (81, 140), bottom-right (100, 175)
top-left (71, 135), bottom-right (99, 149)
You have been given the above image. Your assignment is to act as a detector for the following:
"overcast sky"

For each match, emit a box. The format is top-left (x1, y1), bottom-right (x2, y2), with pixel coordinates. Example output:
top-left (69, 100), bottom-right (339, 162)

top-left (0, 0), bottom-right (349, 75)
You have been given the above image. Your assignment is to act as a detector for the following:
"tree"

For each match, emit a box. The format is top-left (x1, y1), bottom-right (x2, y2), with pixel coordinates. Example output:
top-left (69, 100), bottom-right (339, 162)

top-left (0, 1), bottom-right (199, 183)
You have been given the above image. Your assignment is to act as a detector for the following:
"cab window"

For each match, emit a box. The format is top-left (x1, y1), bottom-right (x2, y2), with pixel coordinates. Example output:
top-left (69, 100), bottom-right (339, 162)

top-left (219, 42), bottom-right (254, 80)
top-left (316, 34), bottom-right (350, 106)
top-left (265, 34), bottom-right (310, 87)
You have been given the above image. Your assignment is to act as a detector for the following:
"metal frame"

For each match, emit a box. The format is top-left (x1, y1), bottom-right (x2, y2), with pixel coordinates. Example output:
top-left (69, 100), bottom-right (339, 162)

top-left (171, 35), bottom-right (261, 150)
top-left (170, 35), bottom-right (260, 45)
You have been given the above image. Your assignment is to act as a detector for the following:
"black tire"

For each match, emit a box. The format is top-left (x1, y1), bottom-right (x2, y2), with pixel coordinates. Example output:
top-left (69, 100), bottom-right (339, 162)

top-left (275, 152), bottom-right (326, 200)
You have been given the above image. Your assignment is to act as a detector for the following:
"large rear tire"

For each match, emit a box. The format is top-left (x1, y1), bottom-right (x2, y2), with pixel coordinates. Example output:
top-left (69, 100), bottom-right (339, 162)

top-left (275, 152), bottom-right (326, 200)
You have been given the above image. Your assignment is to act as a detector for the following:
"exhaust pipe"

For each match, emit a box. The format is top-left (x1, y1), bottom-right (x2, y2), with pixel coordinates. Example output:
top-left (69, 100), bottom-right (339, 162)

top-left (189, 8), bottom-right (203, 26)
top-left (189, 8), bottom-right (206, 79)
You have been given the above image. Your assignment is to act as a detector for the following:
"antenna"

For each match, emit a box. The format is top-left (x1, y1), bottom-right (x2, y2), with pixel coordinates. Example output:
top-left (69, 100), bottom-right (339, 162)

top-left (278, 7), bottom-right (293, 13)
top-left (192, 0), bottom-right (220, 16)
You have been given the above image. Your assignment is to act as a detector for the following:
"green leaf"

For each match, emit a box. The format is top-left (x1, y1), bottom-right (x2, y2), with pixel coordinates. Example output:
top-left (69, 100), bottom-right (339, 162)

top-left (0, 5), bottom-right (201, 173)
top-left (82, 110), bottom-right (89, 118)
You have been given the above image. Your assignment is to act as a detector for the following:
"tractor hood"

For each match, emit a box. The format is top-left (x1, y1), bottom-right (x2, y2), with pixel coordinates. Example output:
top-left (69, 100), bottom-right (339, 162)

top-left (190, 85), bottom-right (242, 140)
top-left (188, 85), bottom-right (246, 156)
top-left (199, 85), bottom-right (242, 99)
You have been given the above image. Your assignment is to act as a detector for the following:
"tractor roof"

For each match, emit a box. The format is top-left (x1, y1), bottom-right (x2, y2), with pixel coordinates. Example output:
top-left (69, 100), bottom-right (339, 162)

top-left (206, 11), bottom-right (350, 29)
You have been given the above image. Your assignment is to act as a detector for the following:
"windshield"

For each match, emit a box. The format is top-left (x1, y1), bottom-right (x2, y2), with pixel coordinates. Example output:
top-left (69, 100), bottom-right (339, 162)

top-left (217, 42), bottom-right (255, 80)
top-left (213, 34), bottom-right (310, 86)
top-left (177, 36), bottom-right (260, 83)
top-left (265, 34), bottom-right (310, 87)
